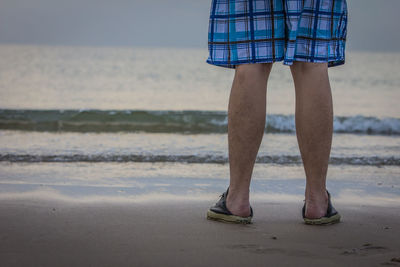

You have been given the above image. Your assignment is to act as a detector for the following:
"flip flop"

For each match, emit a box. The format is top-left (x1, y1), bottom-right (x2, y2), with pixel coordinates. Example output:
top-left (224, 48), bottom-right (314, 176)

top-left (302, 190), bottom-right (341, 225)
top-left (206, 188), bottom-right (253, 224)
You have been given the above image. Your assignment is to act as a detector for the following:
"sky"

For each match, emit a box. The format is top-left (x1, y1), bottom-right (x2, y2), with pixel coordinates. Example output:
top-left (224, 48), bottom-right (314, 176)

top-left (0, 0), bottom-right (399, 52)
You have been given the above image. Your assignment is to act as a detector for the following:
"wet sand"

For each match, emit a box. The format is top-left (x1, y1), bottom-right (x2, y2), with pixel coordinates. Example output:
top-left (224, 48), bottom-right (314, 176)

top-left (0, 198), bottom-right (399, 267)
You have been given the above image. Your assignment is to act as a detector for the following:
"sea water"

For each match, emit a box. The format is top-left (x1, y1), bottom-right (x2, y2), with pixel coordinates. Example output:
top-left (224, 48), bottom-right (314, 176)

top-left (0, 44), bottom-right (399, 205)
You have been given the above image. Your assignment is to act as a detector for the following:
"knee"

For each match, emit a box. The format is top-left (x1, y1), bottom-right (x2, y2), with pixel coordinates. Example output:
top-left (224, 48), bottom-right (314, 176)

top-left (234, 63), bottom-right (272, 87)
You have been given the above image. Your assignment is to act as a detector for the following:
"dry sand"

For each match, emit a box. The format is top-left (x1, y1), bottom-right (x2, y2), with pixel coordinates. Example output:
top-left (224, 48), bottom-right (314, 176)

top-left (0, 199), bottom-right (399, 267)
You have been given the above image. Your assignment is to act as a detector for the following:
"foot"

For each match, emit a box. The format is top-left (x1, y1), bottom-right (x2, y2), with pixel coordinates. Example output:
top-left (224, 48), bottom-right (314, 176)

top-left (207, 188), bottom-right (253, 224)
top-left (226, 189), bottom-right (251, 217)
top-left (304, 190), bottom-right (329, 219)
top-left (302, 190), bottom-right (341, 225)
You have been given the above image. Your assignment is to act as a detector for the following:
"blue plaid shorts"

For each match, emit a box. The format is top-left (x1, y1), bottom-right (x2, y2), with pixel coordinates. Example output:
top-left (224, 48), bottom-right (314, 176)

top-left (207, 0), bottom-right (348, 68)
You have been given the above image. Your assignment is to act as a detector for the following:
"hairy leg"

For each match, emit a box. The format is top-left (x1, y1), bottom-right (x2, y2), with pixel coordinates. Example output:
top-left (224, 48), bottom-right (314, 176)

top-left (290, 62), bottom-right (333, 219)
top-left (226, 63), bottom-right (272, 217)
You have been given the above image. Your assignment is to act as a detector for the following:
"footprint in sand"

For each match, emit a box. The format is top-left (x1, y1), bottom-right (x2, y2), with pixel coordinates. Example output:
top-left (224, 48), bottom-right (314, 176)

top-left (341, 243), bottom-right (388, 256)
top-left (226, 244), bottom-right (311, 257)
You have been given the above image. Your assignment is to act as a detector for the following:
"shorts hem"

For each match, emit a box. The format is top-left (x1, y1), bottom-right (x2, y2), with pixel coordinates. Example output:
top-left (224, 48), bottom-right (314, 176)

top-left (283, 57), bottom-right (346, 68)
top-left (206, 57), bottom-right (345, 69)
top-left (206, 58), bottom-right (283, 69)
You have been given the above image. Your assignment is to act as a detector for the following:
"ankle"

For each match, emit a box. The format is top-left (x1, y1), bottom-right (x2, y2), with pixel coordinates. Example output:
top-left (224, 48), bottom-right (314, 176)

top-left (227, 186), bottom-right (249, 201)
top-left (305, 188), bottom-right (328, 202)
top-left (226, 190), bottom-right (251, 217)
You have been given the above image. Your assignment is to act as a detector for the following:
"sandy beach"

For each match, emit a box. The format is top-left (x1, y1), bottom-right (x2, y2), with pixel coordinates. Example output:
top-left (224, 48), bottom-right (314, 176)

top-left (0, 45), bottom-right (399, 266)
top-left (1, 197), bottom-right (399, 267)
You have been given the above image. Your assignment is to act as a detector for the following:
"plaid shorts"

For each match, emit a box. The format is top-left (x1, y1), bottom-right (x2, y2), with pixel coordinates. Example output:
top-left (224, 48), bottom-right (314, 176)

top-left (207, 0), bottom-right (348, 68)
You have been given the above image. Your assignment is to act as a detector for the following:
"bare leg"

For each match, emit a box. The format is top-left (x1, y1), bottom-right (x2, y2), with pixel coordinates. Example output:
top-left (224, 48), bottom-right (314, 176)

top-left (226, 63), bottom-right (272, 217)
top-left (290, 62), bottom-right (332, 219)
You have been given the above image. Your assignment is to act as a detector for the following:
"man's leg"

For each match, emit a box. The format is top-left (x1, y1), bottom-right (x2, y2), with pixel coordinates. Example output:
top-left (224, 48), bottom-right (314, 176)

top-left (290, 62), bottom-right (333, 219)
top-left (226, 63), bottom-right (272, 217)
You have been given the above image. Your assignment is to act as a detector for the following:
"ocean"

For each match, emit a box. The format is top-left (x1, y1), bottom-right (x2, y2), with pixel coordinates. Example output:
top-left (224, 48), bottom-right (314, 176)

top-left (0, 44), bottom-right (399, 205)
